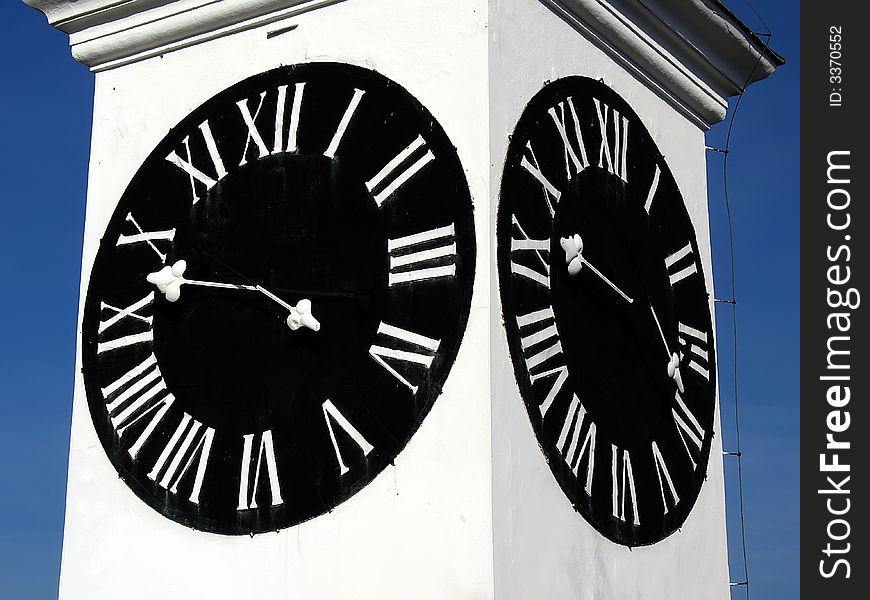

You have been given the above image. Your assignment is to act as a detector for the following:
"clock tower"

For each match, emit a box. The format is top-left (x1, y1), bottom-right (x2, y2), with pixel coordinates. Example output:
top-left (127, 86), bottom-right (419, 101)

top-left (26, 1), bottom-right (781, 598)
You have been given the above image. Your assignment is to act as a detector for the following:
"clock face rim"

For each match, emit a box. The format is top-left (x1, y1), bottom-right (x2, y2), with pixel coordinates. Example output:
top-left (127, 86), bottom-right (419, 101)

top-left (80, 61), bottom-right (477, 535)
top-left (496, 75), bottom-right (716, 547)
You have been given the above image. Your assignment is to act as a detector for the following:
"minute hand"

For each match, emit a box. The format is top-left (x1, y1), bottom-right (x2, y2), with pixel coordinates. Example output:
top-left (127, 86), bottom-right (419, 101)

top-left (146, 260), bottom-right (320, 331)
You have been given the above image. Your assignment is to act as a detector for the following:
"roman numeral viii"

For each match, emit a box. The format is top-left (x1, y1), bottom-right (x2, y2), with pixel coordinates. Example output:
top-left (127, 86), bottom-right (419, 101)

top-left (517, 306), bottom-right (568, 418)
top-left (101, 353), bottom-right (174, 461)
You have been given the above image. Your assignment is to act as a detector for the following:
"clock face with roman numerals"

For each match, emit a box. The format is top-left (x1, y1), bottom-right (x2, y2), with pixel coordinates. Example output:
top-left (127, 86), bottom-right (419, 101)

top-left (497, 77), bottom-right (716, 546)
top-left (81, 62), bottom-right (475, 535)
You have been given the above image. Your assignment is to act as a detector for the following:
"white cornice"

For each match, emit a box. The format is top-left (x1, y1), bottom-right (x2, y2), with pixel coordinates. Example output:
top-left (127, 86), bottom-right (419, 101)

top-left (23, 0), bottom-right (349, 71)
top-left (24, 0), bottom-right (782, 126)
top-left (539, 0), bottom-right (782, 127)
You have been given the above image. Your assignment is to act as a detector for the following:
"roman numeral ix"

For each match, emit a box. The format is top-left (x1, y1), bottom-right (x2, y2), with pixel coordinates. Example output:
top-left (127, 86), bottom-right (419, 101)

top-left (509, 215), bottom-right (550, 289)
top-left (97, 293), bottom-right (155, 354)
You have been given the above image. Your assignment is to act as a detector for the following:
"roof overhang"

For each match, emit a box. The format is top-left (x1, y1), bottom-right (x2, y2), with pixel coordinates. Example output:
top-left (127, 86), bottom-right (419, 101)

top-left (24, 0), bottom-right (783, 127)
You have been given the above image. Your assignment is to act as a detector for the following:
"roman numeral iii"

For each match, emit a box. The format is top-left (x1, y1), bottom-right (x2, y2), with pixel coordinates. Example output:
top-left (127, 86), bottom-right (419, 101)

top-left (516, 306), bottom-right (570, 418)
top-left (388, 224), bottom-right (456, 286)
top-left (678, 322), bottom-right (711, 380)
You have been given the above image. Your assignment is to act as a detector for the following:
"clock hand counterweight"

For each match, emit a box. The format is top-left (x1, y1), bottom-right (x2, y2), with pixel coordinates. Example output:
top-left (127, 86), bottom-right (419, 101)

top-left (648, 303), bottom-right (684, 393)
top-left (560, 234), bottom-right (634, 304)
top-left (146, 260), bottom-right (321, 332)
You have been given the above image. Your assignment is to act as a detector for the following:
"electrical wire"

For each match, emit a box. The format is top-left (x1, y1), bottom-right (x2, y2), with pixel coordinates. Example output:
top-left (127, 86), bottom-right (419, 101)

top-left (715, 3), bottom-right (774, 597)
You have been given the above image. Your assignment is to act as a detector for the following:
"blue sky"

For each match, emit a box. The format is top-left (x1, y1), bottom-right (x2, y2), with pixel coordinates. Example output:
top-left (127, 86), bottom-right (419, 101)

top-left (0, 1), bottom-right (798, 598)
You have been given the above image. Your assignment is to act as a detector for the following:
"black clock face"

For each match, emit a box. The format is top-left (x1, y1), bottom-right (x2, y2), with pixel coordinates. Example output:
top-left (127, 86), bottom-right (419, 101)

top-left (497, 77), bottom-right (716, 546)
top-left (82, 63), bottom-right (475, 535)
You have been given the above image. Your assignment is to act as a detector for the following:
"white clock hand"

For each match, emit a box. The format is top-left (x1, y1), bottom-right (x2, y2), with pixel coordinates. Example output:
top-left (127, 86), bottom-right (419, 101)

top-left (560, 234), bottom-right (634, 303)
top-left (146, 260), bottom-right (320, 332)
top-left (648, 303), bottom-right (684, 393)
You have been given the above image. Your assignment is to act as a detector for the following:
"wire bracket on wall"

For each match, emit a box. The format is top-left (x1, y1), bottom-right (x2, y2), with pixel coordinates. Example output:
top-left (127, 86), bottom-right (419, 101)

top-left (712, 2), bottom-right (776, 598)
top-left (267, 23), bottom-right (299, 38)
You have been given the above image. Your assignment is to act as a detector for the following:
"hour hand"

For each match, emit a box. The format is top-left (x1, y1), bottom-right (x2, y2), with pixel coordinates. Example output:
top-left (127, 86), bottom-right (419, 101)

top-left (560, 234), bottom-right (634, 304)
